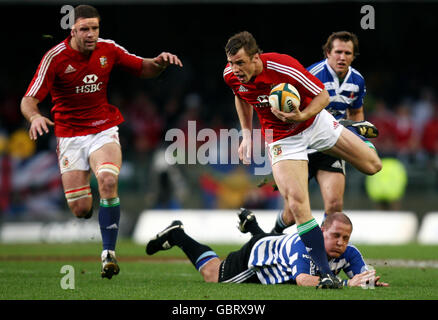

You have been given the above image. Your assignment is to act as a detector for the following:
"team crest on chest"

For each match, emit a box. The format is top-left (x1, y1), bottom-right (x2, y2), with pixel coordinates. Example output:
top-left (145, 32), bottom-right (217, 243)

top-left (99, 56), bottom-right (108, 68)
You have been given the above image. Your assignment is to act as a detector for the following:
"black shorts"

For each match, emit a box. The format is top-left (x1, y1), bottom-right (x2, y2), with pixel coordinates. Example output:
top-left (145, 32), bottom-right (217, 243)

top-left (218, 233), bottom-right (270, 283)
top-left (308, 152), bottom-right (345, 180)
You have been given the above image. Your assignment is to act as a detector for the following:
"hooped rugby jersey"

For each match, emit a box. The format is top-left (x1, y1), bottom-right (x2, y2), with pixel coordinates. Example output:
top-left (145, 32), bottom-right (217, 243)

top-left (307, 59), bottom-right (366, 120)
top-left (25, 36), bottom-right (144, 137)
top-left (223, 53), bottom-right (325, 143)
top-left (247, 232), bottom-right (367, 285)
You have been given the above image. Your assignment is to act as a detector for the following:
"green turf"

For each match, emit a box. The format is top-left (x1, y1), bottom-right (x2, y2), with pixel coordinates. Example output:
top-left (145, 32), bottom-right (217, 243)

top-left (1, 241), bottom-right (437, 300)
top-left (1, 241), bottom-right (437, 260)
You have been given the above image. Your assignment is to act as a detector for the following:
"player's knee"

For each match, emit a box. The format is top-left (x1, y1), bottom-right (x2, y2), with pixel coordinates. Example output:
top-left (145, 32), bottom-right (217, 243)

top-left (200, 259), bottom-right (220, 283)
top-left (65, 185), bottom-right (92, 218)
top-left (373, 158), bottom-right (383, 173)
top-left (284, 190), bottom-right (307, 214)
top-left (97, 172), bottom-right (118, 194)
top-left (69, 199), bottom-right (93, 218)
top-left (96, 163), bottom-right (120, 194)
top-left (202, 267), bottom-right (219, 283)
top-left (325, 198), bottom-right (343, 214)
top-left (364, 157), bottom-right (382, 175)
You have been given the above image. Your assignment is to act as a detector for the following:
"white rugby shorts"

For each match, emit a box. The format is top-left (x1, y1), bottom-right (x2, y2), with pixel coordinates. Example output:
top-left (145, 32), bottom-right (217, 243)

top-left (56, 126), bottom-right (120, 174)
top-left (267, 109), bottom-right (343, 166)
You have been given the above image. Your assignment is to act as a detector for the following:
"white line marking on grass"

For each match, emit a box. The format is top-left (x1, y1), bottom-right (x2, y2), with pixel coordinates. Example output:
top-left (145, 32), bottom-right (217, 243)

top-left (366, 259), bottom-right (438, 269)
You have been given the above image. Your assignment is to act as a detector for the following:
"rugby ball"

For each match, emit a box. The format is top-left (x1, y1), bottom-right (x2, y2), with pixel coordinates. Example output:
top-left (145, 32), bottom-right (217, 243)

top-left (269, 83), bottom-right (301, 113)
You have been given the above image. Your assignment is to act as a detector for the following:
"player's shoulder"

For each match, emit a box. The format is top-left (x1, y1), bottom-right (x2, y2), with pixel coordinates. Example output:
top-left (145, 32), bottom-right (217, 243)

top-left (97, 38), bottom-right (119, 49)
top-left (343, 243), bottom-right (364, 259)
top-left (307, 59), bottom-right (326, 75)
top-left (97, 38), bottom-right (140, 59)
top-left (263, 52), bottom-right (306, 78)
top-left (97, 38), bottom-right (132, 53)
top-left (263, 52), bottom-right (299, 66)
top-left (43, 40), bottom-right (68, 59)
top-left (38, 40), bottom-right (68, 69)
top-left (349, 66), bottom-right (365, 82)
top-left (223, 63), bottom-right (233, 80)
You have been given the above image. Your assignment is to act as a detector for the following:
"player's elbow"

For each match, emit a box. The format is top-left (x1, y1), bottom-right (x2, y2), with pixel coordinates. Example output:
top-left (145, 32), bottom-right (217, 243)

top-left (364, 157), bottom-right (382, 175)
top-left (140, 59), bottom-right (164, 79)
top-left (295, 278), bottom-right (305, 286)
top-left (295, 274), bottom-right (318, 287)
top-left (321, 90), bottom-right (330, 106)
top-left (20, 96), bottom-right (30, 112)
top-left (20, 96), bottom-right (39, 113)
top-left (315, 89), bottom-right (330, 108)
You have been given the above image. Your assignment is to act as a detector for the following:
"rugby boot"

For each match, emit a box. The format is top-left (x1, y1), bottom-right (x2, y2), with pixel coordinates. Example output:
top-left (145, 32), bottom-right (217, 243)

top-left (146, 220), bottom-right (184, 255)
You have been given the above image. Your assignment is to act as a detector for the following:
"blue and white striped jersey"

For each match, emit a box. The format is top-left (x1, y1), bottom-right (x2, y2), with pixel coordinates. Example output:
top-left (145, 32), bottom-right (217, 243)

top-left (247, 232), bottom-right (367, 285)
top-left (307, 59), bottom-right (366, 120)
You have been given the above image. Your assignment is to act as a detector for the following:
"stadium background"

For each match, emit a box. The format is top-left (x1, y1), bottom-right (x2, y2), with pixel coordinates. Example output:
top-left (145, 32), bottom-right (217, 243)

top-left (0, 0), bottom-right (437, 241)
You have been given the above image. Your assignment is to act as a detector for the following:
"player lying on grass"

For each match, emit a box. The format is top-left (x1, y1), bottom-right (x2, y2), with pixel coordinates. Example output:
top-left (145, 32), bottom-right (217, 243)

top-left (145, 211), bottom-right (389, 288)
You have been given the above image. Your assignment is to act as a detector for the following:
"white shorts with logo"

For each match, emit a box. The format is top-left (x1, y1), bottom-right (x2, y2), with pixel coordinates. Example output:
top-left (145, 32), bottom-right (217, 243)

top-left (267, 109), bottom-right (343, 166)
top-left (57, 126), bottom-right (120, 174)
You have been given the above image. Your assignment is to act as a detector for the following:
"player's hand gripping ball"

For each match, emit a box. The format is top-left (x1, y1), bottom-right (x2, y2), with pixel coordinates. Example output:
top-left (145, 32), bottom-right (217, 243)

top-left (269, 83), bottom-right (301, 113)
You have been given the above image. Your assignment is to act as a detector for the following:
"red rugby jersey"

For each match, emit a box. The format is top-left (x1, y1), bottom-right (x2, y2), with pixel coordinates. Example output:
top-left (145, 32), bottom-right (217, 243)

top-left (223, 52), bottom-right (325, 143)
top-left (25, 36), bottom-right (143, 137)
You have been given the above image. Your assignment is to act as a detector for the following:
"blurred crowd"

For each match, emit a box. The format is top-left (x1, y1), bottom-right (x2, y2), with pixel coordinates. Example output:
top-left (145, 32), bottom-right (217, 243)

top-left (368, 87), bottom-right (438, 169)
top-left (1, 85), bottom-right (437, 219)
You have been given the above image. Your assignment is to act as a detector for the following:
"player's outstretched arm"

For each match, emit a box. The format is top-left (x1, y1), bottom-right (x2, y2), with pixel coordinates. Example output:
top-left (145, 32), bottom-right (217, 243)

top-left (347, 269), bottom-right (389, 287)
top-left (140, 52), bottom-right (183, 78)
top-left (20, 96), bottom-right (54, 140)
top-left (295, 273), bottom-right (320, 286)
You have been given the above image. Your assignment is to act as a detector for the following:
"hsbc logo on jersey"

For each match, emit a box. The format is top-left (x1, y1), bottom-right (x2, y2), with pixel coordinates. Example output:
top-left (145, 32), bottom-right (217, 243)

top-left (253, 95), bottom-right (270, 108)
top-left (83, 74), bottom-right (98, 84)
top-left (76, 74), bottom-right (103, 94)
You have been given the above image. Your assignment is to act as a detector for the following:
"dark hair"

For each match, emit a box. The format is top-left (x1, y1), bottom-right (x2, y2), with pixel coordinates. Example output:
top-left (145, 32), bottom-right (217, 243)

top-left (322, 31), bottom-right (359, 57)
top-left (225, 31), bottom-right (262, 57)
top-left (74, 5), bottom-right (100, 23)
top-left (323, 212), bottom-right (353, 231)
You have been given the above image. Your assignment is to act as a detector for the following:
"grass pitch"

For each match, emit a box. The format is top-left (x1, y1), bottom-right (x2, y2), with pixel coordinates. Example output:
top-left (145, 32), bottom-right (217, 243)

top-left (0, 241), bottom-right (437, 300)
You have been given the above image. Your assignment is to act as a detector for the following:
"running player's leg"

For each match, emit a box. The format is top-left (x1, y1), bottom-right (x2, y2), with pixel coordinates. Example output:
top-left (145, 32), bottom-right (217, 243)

top-left (57, 135), bottom-right (94, 218)
top-left (89, 142), bottom-right (122, 256)
top-left (273, 169), bottom-right (345, 232)
top-left (316, 169), bottom-right (345, 225)
top-left (317, 170), bottom-right (344, 214)
top-left (271, 200), bottom-right (295, 234)
top-left (324, 127), bottom-right (381, 175)
top-left (274, 175), bottom-right (344, 232)
top-left (62, 170), bottom-right (93, 218)
top-left (277, 154), bottom-right (346, 232)
top-left (272, 159), bottom-right (334, 277)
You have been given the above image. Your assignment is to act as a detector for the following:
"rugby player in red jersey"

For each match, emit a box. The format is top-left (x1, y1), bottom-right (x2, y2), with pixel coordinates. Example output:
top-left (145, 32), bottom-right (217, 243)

top-left (21, 5), bottom-right (182, 279)
top-left (223, 31), bottom-right (381, 289)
